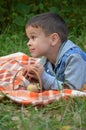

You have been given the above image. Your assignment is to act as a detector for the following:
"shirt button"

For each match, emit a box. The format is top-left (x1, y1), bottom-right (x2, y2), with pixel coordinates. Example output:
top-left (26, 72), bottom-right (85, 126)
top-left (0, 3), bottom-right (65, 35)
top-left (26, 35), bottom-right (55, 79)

top-left (47, 69), bottom-right (49, 72)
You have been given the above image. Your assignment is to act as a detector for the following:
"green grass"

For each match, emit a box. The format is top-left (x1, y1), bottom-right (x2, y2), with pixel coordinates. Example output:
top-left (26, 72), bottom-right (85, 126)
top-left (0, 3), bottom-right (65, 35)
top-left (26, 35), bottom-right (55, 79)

top-left (0, 32), bottom-right (29, 56)
top-left (0, 97), bottom-right (86, 130)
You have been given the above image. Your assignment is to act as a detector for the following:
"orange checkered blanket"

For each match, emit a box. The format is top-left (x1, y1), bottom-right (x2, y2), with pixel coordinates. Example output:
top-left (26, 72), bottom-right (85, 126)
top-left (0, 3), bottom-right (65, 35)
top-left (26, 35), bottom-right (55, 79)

top-left (0, 52), bottom-right (86, 105)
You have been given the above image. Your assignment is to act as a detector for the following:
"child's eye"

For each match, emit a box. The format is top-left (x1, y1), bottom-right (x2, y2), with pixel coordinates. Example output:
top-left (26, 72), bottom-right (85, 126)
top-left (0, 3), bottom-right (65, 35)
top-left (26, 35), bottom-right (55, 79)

top-left (31, 36), bottom-right (36, 40)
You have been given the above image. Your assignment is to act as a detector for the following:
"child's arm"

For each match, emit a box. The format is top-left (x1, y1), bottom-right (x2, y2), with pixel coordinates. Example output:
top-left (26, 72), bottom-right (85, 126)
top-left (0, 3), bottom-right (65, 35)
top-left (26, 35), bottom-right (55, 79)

top-left (41, 70), bottom-right (63, 90)
top-left (23, 53), bottom-right (85, 90)
top-left (24, 63), bottom-right (63, 90)
top-left (26, 58), bottom-right (63, 90)
top-left (64, 53), bottom-right (85, 89)
top-left (41, 53), bottom-right (86, 90)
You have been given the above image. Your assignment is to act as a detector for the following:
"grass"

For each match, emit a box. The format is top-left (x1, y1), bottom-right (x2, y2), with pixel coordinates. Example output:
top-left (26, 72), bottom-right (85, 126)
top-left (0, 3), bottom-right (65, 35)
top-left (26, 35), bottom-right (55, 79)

top-left (0, 10), bottom-right (86, 130)
top-left (0, 97), bottom-right (86, 130)
top-left (0, 32), bottom-right (29, 56)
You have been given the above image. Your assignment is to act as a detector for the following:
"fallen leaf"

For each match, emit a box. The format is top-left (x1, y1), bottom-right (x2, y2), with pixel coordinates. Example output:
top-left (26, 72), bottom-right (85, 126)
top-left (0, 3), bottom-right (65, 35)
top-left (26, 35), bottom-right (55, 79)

top-left (60, 125), bottom-right (72, 130)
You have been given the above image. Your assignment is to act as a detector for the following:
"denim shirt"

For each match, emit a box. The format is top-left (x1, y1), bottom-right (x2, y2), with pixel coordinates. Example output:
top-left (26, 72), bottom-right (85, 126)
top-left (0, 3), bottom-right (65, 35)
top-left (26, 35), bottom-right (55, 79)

top-left (40, 40), bottom-right (86, 90)
top-left (55, 47), bottom-right (86, 81)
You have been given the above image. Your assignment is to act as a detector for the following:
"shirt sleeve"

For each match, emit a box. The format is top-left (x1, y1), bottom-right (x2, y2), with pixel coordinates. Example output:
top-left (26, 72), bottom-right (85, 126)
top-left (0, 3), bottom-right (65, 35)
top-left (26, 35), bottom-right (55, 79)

top-left (41, 70), bottom-right (63, 90)
top-left (64, 53), bottom-right (86, 89)
top-left (41, 53), bottom-right (86, 90)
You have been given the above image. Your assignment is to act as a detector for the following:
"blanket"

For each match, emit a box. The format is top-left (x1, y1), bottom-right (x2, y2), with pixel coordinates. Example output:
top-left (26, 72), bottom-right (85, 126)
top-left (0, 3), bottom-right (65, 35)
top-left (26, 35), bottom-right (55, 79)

top-left (0, 52), bottom-right (86, 105)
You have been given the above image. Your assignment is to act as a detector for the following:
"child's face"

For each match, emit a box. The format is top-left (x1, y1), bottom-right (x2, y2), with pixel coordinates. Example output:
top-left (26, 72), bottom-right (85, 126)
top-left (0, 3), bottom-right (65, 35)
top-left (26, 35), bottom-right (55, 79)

top-left (26, 26), bottom-right (52, 58)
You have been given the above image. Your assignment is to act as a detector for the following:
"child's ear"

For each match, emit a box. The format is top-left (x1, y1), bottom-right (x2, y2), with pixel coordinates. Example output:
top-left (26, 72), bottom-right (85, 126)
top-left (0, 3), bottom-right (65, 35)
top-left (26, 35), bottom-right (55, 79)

top-left (50, 33), bottom-right (60, 46)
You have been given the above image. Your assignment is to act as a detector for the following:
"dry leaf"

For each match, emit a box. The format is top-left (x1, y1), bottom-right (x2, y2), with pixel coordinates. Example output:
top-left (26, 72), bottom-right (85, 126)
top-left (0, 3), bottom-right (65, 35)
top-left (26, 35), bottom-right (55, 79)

top-left (60, 125), bottom-right (72, 130)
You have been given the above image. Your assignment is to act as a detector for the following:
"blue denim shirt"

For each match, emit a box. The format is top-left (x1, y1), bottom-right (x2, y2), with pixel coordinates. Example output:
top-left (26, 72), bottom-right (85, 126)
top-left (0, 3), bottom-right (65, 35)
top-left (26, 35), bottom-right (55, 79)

top-left (40, 40), bottom-right (86, 90)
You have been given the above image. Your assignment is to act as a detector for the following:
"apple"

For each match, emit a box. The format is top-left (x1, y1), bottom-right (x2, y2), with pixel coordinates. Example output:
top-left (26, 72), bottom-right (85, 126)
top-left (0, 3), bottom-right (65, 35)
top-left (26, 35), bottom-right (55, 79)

top-left (27, 84), bottom-right (39, 92)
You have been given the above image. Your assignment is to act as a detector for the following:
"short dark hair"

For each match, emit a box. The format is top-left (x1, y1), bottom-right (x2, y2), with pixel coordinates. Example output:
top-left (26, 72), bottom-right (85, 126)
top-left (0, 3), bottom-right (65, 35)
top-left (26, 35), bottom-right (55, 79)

top-left (26, 12), bottom-right (68, 43)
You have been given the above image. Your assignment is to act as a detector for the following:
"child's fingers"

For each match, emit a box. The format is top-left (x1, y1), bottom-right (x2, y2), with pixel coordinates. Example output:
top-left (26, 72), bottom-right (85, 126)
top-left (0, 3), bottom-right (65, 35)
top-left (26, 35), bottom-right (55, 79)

top-left (27, 72), bottom-right (39, 83)
top-left (29, 57), bottom-right (38, 64)
top-left (22, 69), bottom-right (27, 76)
top-left (22, 63), bottom-right (43, 82)
top-left (32, 63), bottom-right (44, 75)
top-left (27, 72), bottom-right (34, 78)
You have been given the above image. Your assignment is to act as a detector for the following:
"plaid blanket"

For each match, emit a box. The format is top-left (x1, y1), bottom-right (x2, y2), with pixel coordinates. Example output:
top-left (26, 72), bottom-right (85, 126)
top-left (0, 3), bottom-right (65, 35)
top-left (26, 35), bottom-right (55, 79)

top-left (0, 52), bottom-right (86, 105)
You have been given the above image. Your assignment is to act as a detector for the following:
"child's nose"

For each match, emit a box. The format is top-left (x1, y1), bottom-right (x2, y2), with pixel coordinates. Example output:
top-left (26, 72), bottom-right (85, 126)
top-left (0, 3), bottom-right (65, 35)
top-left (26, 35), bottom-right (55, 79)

top-left (27, 40), bottom-right (32, 46)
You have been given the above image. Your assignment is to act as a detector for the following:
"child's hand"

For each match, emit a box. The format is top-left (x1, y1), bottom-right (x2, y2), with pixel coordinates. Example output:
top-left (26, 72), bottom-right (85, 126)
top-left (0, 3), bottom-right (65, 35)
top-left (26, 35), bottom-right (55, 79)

top-left (23, 57), bottom-right (39, 77)
top-left (23, 58), bottom-right (44, 83)
top-left (31, 62), bottom-right (44, 76)
top-left (27, 63), bottom-right (44, 83)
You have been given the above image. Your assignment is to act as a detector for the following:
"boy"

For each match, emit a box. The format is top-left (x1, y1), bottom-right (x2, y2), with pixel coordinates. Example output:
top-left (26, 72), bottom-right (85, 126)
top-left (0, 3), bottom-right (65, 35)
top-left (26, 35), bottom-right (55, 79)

top-left (24, 12), bottom-right (86, 90)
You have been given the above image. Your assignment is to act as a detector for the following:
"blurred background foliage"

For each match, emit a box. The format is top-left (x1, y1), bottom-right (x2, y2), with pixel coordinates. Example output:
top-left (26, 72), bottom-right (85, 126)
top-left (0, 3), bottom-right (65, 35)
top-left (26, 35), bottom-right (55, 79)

top-left (0, 0), bottom-right (86, 55)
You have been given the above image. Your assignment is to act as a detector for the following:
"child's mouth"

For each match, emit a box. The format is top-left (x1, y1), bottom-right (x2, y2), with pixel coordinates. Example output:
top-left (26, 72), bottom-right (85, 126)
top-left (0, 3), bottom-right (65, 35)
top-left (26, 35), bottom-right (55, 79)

top-left (29, 49), bottom-right (35, 53)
